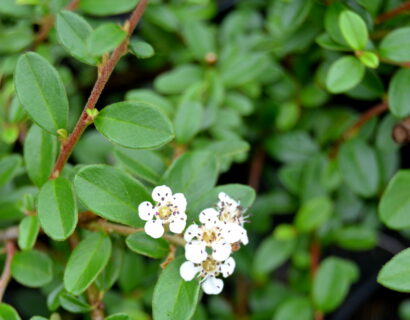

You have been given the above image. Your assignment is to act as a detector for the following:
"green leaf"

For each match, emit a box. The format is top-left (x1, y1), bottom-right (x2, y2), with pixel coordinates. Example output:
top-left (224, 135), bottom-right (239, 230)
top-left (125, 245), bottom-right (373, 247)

top-left (274, 297), bottom-right (313, 320)
top-left (253, 237), bottom-right (295, 276)
top-left (125, 89), bottom-right (173, 116)
top-left (96, 243), bottom-right (123, 291)
top-left (24, 124), bottom-right (57, 187)
top-left (338, 139), bottom-right (379, 197)
top-left (378, 248), bottom-right (410, 292)
top-left (129, 40), bottom-right (155, 59)
top-left (326, 56), bottom-right (365, 93)
top-left (56, 11), bottom-right (95, 65)
top-left (339, 10), bottom-right (368, 50)
top-left (313, 257), bottom-right (358, 312)
top-left (388, 69), bottom-right (410, 118)
top-left (30, 317), bottom-right (47, 320)
top-left (334, 226), bottom-right (377, 250)
top-left (64, 232), bottom-right (112, 295)
top-left (94, 101), bottom-right (174, 149)
top-left (79, 0), bottom-right (139, 16)
top-left (37, 177), bottom-right (77, 241)
top-left (18, 216), bottom-right (40, 250)
top-left (11, 250), bottom-right (53, 287)
top-left (379, 27), bottom-right (410, 63)
top-left (154, 65), bottom-right (203, 95)
top-left (174, 101), bottom-right (203, 144)
top-left (87, 23), bottom-right (126, 57)
top-left (295, 197), bottom-right (333, 232)
top-left (379, 170), bottom-right (410, 230)
top-left (126, 232), bottom-right (169, 259)
top-left (182, 20), bottom-right (215, 61)
top-left (153, 257), bottom-right (200, 320)
top-left (316, 33), bottom-right (350, 51)
top-left (74, 165), bottom-right (149, 227)
top-left (0, 154), bottom-right (21, 187)
top-left (105, 314), bottom-right (130, 320)
top-left (325, 2), bottom-right (348, 45)
top-left (59, 291), bottom-right (92, 313)
top-left (0, 304), bottom-right (21, 320)
top-left (161, 151), bottom-right (218, 203)
top-left (358, 51), bottom-right (379, 68)
top-left (14, 52), bottom-right (69, 133)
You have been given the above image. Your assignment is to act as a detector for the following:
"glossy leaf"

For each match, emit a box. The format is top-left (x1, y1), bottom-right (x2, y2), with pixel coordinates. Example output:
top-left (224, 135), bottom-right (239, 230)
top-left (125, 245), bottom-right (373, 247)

top-left (378, 248), bottom-right (410, 292)
top-left (0, 304), bottom-right (21, 320)
top-left (174, 101), bottom-right (203, 144)
top-left (74, 165), bottom-right (149, 227)
top-left (94, 101), bottom-right (174, 149)
top-left (334, 226), bottom-right (377, 250)
top-left (59, 291), bottom-right (92, 313)
top-left (17, 216), bottom-right (40, 251)
top-left (379, 27), bottom-right (410, 63)
top-left (14, 52), bottom-right (69, 133)
top-left (37, 177), bottom-right (77, 241)
top-left (129, 40), bottom-right (155, 59)
top-left (0, 154), bottom-right (21, 187)
top-left (339, 10), bottom-right (368, 50)
top-left (326, 56), bottom-right (365, 93)
top-left (79, 0), bottom-right (139, 16)
top-left (87, 23), bottom-right (126, 57)
top-left (64, 232), bottom-right (112, 295)
top-left (295, 197), bottom-right (333, 232)
top-left (388, 69), bottom-right (410, 118)
top-left (126, 233), bottom-right (169, 259)
top-left (152, 257), bottom-right (200, 320)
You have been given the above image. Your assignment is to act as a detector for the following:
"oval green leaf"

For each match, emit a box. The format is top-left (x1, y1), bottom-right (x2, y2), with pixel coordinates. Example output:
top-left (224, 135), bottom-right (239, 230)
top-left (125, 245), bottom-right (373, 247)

top-left (79, 0), bottom-right (139, 16)
top-left (74, 165), bottom-right (150, 227)
top-left (38, 176), bottom-right (77, 241)
top-left (378, 248), bottom-right (410, 292)
top-left (388, 68), bottom-right (410, 118)
top-left (0, 154), bottom-right (21, 187)
top-left (339, 10), bottom-right (368, 50)
top-left (129, 40), bottom-right (155, 59)
top-left (379, 27), bottom-right (410, 63)
top-left (126, 232), bottom-right (169, 259)
top-left (94, 101), bottom-right (174, 149)
top-left (18, 215), bottom-right (40, 251)
top-left (87, 23), bottom-right (126, 57)
top-left (64, 232), bottom-right (112, 295)
top-left (0, 304), bottom-right (21, 320)
top-left (326, 56), bottom-right (365, 93)
top-left (14, 52), bottom-right (69, 133)
top-left (295, 197), bottom-right (333, 232)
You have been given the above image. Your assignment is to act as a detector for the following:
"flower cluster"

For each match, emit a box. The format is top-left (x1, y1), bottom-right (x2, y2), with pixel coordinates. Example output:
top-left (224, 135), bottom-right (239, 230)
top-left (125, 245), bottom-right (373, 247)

top-left (137, 186), bottom-right (249, 295)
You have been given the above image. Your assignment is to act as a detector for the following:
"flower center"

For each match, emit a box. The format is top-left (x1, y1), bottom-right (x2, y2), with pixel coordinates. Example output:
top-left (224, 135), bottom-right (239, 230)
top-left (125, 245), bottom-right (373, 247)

top-left (202, 258), bottom-right (218, 273)
top-left (202, 229), bottom-right (217, 244)
top-left (158, 206), bottom-right (172, 219)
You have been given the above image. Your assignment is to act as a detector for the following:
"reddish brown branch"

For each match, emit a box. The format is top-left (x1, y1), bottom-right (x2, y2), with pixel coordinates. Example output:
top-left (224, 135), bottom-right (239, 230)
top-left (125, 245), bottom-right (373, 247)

top-left (376, 1), bottom-right (410, 24)
top-left (33, 0), bottom-right (81, 48)
top-left (49, 0), bottom-right (149, 179)
top-left (330, 101), bottom-right (388, 157)
top-left (248, 147), bottom-right (265, 192)
top-left (0, 241), bottom-right (16, 302)
top-left (87, 284), bottom-right (105, 320)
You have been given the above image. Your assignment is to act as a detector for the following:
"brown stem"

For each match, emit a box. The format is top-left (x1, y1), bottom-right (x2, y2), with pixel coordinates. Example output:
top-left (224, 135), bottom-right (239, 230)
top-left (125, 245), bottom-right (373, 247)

top-left (0, 226), bottom-right (19, 242)
top-left (87, 284), bottom-right (105, 320)
top-left (376, 1), bottom-right (410, 24)
top-left (248, 147), bottom-right (265, 192)
top-left (0, 241), bottom-right (16, 302)
top-left (33, 0), bottom-right (81, 48)
top-left (310, 240), bottom-right (324, 320)
top-left (330, 101), bottom-right (388, 157)
top-left (379, 56), bottom-right (410, 68)
top-left (49, 0), bottom-right (149, 179)
top-left (160, 244), bottom-right (176, 269)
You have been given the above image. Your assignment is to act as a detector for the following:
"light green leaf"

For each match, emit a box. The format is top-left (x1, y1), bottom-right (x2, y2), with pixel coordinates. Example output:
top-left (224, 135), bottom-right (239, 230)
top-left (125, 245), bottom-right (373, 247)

top-left (0, 154), bottom-right (21, 187)
top-left (74, 165), bottom-right (149, 227)
top-left (11, 250), bottom-right (53, 287)
top-left (37, 177), bottom-right (77, 241)
top-left (174, 101), bottom-right (203, 144)
top-left (129, 40), bottom-right (155, 59)
top-left (274, 297), bottom-right (313, 320)
top-left (14, 52), bottom-right (69, 133)
top-left (182, 20), bottom-right (215, 61)
top-left (326, 56), bottom-right (365, 93)
top-left (56, 11), bottom-right (95, 65)
top-left (94, 101), bottom-right (174, 149)
top-left (87, 23), bottom-right (126, 57)
top-left (18, 216), bottom-right (40, 251)
top-left (161, 151), bottom-right (218, 203)
top-left (334, 226), bottom-right (377, 250)
top-left (64, 232), bottom-right (112, 295)
top-left (339, 10), bottom-right (368, 50)
top-left (379, 27), bottom-right (410, 63)
top-left (154, 65), bottom-right (203, 95)
top-left (59, 291), bottom-right (92, 313)
top-left (295, 197), bottom-right (333, 232)
top-left (24, 124), bottom-right (57, 187)
top-left (379, 170), bottom-right (410, 230)
top-left (105, 314), bottom-right (130, 320)
top-left (338, 139), bottom-right (379, 197)
top-left (378, 248), bottom-right (410, 292)
top-left (358, 51), bottom-right (379, 68)
top-left (126, 233), bottom-right (169, 259)
top-left (0, 304), bottom-right (21, 320)
top-left (79, 0), bottom-right (139, 16)
top-left (125, 89), bottom-right (173, 116)
top-left (388, 69), bottom-right (410, 118)
top-left (153, 257), bottom-right (200, 320)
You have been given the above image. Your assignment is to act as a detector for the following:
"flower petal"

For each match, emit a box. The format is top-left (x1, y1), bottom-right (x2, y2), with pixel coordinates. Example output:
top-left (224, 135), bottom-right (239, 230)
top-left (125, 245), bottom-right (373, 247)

top-left (152, 185), bottom-right (172, 202)
top-left (172, 193), bottom-right (187, 211)
top-left (201, 276), bottom-right (224, 295)
top-left (180, 261), bottom-right (199, 281)
top-left (185, 240), bottom-right (207, 263)
top-left (240, 229), bottom-right (249, 245)
top-left (199, 208), bottom-right (219, 226)
top-left (184, 224), bottom-right (201, 241)
top-left (144, 219), bottom-right (164, 239)
top-left (169, 216), bottom-right (186, 234)
top-left (221, 257), bottom-right (235, 278)
top-left (221, 223), bottom-right (243, 243)
top-left (212, 241), bottom-right (231, 261)
top-left (138, 201), bottom-right (155, 221)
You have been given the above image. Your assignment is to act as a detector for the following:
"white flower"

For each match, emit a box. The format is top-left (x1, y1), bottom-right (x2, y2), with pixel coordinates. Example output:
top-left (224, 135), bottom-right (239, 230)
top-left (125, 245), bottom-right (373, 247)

top-left (217, 192), bottom-right (248, 245)
top-left (179, 256), bottom-right (235, 295)
top-left (138, 185), bottom-right (187, 239)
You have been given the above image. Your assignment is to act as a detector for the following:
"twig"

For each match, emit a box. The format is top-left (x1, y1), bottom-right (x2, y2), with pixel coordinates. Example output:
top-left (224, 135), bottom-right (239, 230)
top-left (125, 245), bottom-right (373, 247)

top-left (248, 147), bottom-right (265, 192)
top-left (0, 241), bottom-right (16, 302)
top-left (310, 239), bottom-right (324, 320)
top-left (33, 0), bottom-right (81, 48)
top-left (376, 1), bottom-right (410, 24)
top-left (87, 284), bottom-right (105, 320)
top-left (378, 56), bottom-right (410, 68)
top-left (330, 101), bottom-right (388, 157)
top-left (49, 0), bottom-right (149, 179)
top-left (160, 244), bottom-right (176, 269)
